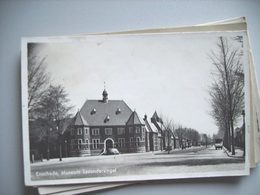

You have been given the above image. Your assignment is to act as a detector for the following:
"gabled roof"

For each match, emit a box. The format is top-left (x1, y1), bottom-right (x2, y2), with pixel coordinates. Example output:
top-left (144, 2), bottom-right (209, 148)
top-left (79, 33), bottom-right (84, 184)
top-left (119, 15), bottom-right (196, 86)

top-left (79, 100), bottom-right (133, 126)
top-left (143, 117), bottom-right (158, 133)
top-left (151, 111), bottom-right (159, 121)
top-left (126, 111), bottom-right (144, 125)
top-left (151, 111), bottom-right (164, 124)
top-left (74, 111), bottom-right (88, 126)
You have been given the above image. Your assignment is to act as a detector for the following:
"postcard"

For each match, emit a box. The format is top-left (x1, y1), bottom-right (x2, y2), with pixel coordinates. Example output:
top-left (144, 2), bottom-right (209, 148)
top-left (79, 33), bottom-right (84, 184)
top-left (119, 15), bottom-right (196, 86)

top-left (22, 28), bottom-right (250, 186)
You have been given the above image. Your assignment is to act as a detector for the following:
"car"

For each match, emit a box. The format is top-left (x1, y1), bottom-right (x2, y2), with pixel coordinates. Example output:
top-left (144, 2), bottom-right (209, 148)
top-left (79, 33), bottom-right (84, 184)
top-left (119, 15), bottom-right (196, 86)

top-left (214, 139), bottom-right (223, 150)
top-left (101, 148), bottom-right (120, 155)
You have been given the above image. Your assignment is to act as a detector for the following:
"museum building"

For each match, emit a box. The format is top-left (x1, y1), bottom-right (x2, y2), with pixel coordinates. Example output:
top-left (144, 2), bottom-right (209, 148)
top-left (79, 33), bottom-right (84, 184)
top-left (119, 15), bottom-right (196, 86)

top-left (67, 89), bottom-right (148, 156)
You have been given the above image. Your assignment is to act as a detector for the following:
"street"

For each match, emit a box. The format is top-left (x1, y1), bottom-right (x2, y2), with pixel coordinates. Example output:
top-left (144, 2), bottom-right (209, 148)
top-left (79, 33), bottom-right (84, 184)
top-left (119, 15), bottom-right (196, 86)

top-left (31, 146), bottom-right (245, 181)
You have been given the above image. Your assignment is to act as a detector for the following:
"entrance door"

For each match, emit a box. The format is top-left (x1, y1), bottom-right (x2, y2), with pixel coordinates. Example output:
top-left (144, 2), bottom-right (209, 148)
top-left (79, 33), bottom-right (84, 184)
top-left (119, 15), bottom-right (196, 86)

top-left (106, 139), bottom-right (113, 149)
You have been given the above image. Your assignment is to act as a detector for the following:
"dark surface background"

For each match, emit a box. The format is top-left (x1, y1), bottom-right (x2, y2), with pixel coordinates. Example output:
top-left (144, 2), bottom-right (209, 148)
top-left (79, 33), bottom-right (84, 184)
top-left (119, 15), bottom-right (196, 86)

top-left (0, 0), bottom-right (260, 194)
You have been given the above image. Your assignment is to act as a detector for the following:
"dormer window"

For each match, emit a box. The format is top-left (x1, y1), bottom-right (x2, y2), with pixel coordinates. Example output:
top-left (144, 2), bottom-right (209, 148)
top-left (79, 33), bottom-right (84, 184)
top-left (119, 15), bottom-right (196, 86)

top-left (116, 108), bottom-right (121, 114)
top-left (91, 108), bottom-right (96, 115)
top-left (104, 115), bottom-right (110, 123)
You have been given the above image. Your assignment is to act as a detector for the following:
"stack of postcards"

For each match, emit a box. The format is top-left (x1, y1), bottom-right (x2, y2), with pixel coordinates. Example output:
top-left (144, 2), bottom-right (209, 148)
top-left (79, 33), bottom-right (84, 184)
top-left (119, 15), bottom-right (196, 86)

top-left (21, 17), bottom-right (260, 194)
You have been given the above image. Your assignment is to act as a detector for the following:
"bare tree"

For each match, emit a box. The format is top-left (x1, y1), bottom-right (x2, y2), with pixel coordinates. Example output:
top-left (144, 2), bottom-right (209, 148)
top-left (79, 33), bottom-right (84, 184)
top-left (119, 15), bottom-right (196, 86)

top-left (28, 55), bottom-right (50, 120)
top-left (160, 115), bottom-right (176, 153)
top-left (186, 128), bottom-right (200, 146)
top-left (174, 125), bottom-right (185, 149)
top-left (208, 36), bottom-right (244, 155)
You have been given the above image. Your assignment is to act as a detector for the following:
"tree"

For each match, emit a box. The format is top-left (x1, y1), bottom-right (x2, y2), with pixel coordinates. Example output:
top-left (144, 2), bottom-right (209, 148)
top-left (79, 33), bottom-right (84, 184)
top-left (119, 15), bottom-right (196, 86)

top-left (159, 114), bottom-right (201, 150)
top-left (174, 125), bottom-right (185, 149)
top-left (37, 85), bottom-right (73, 120)
top-left (160, 115), bottom-right (176, 153)
top-left (28, 55), bottom-right (50, 120)
top-left (208, 36), bottom-right (244, 155)
top-left (185, 128), bottom-right (200, 146)
top-left (35, 85), bottom-right (73, 160)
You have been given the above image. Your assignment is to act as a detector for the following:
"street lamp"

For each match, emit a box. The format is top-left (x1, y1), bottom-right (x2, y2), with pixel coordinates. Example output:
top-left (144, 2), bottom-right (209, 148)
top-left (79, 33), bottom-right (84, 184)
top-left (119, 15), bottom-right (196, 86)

top-left (242, 110), bottom-right (245, 157)
top-left (46, 113), bottom-right (54, 161)
top-left (54, 118), bottom-right (62, 162)
top-left (46, 127), bottom-right (52, 161)
top-left (64, 140), bottom-right (68, 158)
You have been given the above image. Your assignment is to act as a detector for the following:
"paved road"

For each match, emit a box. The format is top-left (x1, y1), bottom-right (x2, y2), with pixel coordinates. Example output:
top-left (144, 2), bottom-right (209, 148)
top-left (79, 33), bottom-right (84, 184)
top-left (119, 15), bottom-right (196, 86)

top-left (31, 146), bottom-right (245, 181)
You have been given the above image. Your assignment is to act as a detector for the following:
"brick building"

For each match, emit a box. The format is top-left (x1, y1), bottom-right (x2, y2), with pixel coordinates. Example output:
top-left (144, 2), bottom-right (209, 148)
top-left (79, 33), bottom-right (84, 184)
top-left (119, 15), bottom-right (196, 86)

top-left (66, 89), bottom-right (148, 156)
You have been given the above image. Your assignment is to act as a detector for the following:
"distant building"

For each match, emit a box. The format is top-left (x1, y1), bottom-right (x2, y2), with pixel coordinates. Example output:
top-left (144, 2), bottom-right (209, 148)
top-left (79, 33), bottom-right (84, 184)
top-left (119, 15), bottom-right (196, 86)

top-left (143, 114), bottom-right (159, 151)
top-left (143, 111), bottom-right (182, 152)
top-left (66, 89), bottom-right (148, 156)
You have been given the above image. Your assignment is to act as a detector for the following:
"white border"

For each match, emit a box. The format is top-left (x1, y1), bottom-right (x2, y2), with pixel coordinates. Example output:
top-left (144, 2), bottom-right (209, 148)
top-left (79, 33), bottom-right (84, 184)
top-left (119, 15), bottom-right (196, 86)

top-left (22, 30), bottom-right (250, 186)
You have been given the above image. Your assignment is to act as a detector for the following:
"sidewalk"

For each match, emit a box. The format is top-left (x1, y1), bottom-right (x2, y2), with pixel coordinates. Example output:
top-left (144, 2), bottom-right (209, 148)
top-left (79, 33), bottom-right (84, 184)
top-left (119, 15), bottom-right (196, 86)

top-left (31, 151), bottom-right (161, 166)
top-left (31, 156), bottom-right (89, 166)
top-left (223, 147), bottom-right (244, 158)
top-left (155, 146), bottom-right (206, 155)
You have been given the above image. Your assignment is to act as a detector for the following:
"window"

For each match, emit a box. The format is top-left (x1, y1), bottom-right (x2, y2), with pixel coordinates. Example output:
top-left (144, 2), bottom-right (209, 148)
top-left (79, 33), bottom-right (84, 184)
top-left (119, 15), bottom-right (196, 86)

top-left (105, 128), bottom-right (112, 135)
top-left (116, 108), bottom-right (121, 114)
top-left (142, 136), bottom-right (145, 141)
top-left (129, 127), bottom-right (133, 134)
top-left (77, 128), bottom-right (82, 135)
top-left (136, 137), bottom-right (141, 146)
top-left (117, 127), bottom-right (125, 135)
top-left (92, 139), bottom-right (100, 149)
top-left (118, 138), bottom-right (125, 148)
top-left (130, 137), bottom-right (134, 147)
top-left (92, 128), bottom-right (99, 135)
top-left (72, 139), bottom-right (77, 149)
top-left (84, 127), bottom-right (89, 135)
top-left (135, 127), bottom-right (140, 133)
top-left (142, 127), bottom-right (145, 133)
top-left (91, 108), bottom-right (96, 115)
top-left (85, 139), bottom-right (89, 149)
top-left (71, 139), bottom-right (76, 149)
top-left (78, 139), bottom-right (82, 149)
top-left (71, 129), bottom-right (74, 136)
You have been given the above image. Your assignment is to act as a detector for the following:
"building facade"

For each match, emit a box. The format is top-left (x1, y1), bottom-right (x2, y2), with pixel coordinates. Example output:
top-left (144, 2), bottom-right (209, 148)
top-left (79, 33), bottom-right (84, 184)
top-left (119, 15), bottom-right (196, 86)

top-left (67, 89), bottom-right (148, 156)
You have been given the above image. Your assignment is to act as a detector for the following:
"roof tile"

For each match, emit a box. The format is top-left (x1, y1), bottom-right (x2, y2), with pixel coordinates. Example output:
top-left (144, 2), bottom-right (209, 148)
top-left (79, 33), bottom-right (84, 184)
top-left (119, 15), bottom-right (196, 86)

top-left (80, 100), bottom-right (133, 126)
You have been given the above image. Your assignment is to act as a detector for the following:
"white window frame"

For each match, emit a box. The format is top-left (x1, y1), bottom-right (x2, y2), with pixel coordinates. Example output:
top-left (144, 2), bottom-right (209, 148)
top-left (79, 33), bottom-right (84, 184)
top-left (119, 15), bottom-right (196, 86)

top-left (135, 127), bottom-right (140, 133)
top-left (71, 139), bottom-right (77, 150)
top-left (92, 128), bottom-right (100, 135)
top-left (92, 139), bottom-right (100, 149)
top-left (130, 137), bottom-right (134, 147)
top-left (85, 139), bottom-right (89, 149)
top-left (78, 139), bottom-right (82, 149)
top-left (118, 138), bottom-right (125, 148)
top-left (84, 127), bottom-right (89, 135)
top-left (77, 128), bottom-right (82, 135)
top-left (142, 126), bottom-right (145, 133)
top-left (105, 128), bottom-right (113, 135)
top-left (129, 127), bottom-right (133, 134)
top-left (117, 127), bottom-right (125, 135)
top-left (136, 137), bottom-right (141, 146)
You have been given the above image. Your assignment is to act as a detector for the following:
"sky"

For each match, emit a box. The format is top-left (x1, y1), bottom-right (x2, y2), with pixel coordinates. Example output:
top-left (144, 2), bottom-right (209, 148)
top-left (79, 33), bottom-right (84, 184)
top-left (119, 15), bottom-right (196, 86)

top-left (29, 32), bottom-right (245, 136)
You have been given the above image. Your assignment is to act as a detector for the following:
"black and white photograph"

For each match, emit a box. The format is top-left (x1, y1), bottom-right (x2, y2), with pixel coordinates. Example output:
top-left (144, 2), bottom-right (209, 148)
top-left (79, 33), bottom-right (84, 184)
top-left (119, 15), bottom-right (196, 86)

top-left (22, 31), bottom-right (249, 186)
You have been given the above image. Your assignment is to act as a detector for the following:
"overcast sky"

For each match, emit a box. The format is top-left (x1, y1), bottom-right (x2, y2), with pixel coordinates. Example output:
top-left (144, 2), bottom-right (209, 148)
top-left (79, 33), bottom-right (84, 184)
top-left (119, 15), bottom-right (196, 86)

top-left (29, 32), bottom-right (245, 136)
